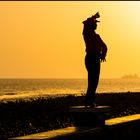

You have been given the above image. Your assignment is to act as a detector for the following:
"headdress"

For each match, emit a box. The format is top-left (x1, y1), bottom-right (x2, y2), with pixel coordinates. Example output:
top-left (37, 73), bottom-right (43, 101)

top-left (83, 12), bottom-right (100, 24)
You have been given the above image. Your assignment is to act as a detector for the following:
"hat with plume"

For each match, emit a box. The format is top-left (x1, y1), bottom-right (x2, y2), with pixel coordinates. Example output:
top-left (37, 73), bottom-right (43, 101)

top-left (83, 12), bottom-right (100, 24)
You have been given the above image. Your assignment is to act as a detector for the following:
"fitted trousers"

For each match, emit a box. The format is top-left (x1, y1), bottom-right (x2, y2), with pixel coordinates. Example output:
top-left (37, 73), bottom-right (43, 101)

top-left (85, 54), bottom-right (100, 105)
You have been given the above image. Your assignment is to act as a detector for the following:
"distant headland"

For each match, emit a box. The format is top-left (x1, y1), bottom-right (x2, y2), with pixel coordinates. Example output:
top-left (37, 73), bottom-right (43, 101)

top-left (121, 74), bottom-right (140, 79)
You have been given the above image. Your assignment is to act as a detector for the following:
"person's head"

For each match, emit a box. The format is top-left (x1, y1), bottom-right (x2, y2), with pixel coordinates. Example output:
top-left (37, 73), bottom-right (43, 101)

top-left (83, 12), bottom-right (100, 31)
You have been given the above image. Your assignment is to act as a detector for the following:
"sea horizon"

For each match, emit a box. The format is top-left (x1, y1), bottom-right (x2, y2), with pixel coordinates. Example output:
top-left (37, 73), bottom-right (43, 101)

top-left (0, 78), bottom-right (140, 100)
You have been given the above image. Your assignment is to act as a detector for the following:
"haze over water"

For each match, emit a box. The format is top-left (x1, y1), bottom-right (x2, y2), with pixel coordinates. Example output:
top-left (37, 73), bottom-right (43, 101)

top-left (0, 78), bottom-right (140, 100)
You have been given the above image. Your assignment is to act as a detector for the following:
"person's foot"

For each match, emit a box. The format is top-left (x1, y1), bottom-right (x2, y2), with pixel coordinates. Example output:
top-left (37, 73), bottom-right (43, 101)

top-left (84, 102), bottom-right (97, 107)
top-left (89, 103), bottom-right (97, 107)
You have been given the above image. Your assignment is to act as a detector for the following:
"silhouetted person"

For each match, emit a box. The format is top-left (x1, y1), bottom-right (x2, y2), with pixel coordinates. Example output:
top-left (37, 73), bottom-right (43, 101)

top-left (82, 12), bottom-right (108, 107)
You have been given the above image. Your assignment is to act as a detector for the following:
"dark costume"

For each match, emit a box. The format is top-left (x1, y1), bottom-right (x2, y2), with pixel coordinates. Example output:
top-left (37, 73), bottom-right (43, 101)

top-left (82, 12), bottom-right (108, 106)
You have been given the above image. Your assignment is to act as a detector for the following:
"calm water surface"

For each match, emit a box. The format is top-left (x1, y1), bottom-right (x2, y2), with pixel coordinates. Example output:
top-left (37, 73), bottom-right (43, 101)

top-left (0, 79), bottom-right (140, 99)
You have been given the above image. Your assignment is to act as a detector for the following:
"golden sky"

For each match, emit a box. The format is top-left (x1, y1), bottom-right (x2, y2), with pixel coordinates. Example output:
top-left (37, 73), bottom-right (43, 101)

top-left (0, 1), bottom-right (140, 79)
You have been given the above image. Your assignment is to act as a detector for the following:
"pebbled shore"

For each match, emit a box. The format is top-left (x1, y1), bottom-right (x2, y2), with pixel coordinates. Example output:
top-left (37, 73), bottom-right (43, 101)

top-left (1, 92), bottom-right (140, 139)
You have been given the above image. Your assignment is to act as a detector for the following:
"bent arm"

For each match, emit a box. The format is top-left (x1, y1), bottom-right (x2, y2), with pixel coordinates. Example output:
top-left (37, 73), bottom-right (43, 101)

top-left (96, 35), bottom-right (108, 61)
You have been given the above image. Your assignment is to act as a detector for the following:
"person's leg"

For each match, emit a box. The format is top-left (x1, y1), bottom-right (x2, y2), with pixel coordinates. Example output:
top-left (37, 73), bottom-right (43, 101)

top-left (85, 54), bottom-right (100, 106)
top-left (92, 57), bottom-right (100, 96)
top-left (85, 70), bottom-right (95, 106)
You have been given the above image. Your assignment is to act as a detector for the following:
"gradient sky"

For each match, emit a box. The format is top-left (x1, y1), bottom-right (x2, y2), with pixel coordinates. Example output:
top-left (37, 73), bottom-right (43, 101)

top-left (0, 1), bottom-right (140, 79)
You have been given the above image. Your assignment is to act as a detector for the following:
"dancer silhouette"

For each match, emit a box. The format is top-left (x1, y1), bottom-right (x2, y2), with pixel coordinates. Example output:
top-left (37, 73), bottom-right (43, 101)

top-left (82, 12), bottom-right (108, 107)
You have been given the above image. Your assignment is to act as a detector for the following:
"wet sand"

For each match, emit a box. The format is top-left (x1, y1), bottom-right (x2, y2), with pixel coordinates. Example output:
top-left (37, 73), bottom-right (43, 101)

top-left (1, 92), bottom-right (140, 139)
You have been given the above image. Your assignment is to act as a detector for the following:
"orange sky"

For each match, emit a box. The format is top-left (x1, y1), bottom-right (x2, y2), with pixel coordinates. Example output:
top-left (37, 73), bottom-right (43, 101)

top-left (0, 1), bottom-right (140, 79)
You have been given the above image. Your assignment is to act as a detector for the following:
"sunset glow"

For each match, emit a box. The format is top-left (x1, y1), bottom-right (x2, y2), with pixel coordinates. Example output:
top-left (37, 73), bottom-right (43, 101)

top-left (0, 1), bottom-right (140, 79)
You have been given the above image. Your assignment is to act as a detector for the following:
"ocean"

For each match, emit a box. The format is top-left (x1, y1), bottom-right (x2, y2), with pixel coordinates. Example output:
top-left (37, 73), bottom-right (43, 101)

top-left (0, 78), bottom-right (140, 100)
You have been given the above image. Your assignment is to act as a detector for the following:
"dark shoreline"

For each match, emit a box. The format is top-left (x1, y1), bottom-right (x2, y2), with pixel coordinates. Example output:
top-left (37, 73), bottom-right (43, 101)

top-left (1, 92), bottom-right (140, 139)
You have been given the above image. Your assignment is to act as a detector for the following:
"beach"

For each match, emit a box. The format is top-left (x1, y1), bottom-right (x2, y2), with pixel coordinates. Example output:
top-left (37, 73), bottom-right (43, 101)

top-left (1, 92), bottom-right (140, 139)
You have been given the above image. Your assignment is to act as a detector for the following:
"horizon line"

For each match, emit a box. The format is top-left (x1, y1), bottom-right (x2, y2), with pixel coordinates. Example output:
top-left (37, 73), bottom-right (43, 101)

top-left (0, 77), bottom-right (129, 80)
